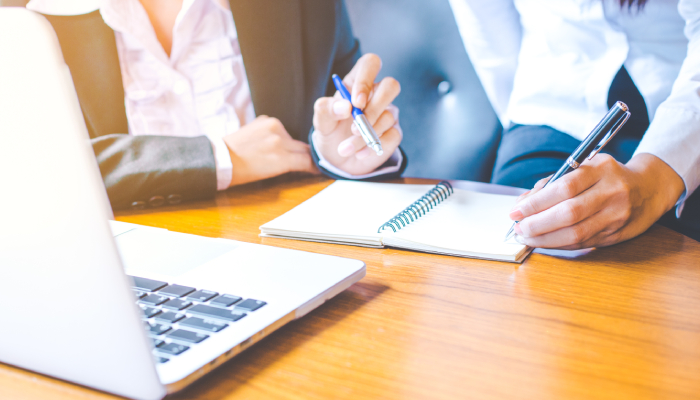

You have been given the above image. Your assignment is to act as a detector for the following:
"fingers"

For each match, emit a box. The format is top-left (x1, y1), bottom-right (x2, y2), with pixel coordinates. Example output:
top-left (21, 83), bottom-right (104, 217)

top-left (286, 137), bottom-right (311, 154)
top-left (515, 175), bottom-right (552, 203)
top-left (313, 97), bottom-right (352, 134)
top-left (344, 53), bottom-right (382, 108)
top-left (514, 206), bottom-right (620, 249)
top-left (376, 127), bottom-right (401, 155)
top-left (257, 116), bottom-right (292, 138)
top-left (286, 149), bottom-right (318, 174)
top-left (338, 110), bottom-right (396, 157)
top-left (355, 127), bottom-right (402, 161)
top-left (515, 183), bottom-right (604, 237)
top-left (510, 167), bottom-right (600, 221)
top-left (363, 77), bottom-right (401, 123)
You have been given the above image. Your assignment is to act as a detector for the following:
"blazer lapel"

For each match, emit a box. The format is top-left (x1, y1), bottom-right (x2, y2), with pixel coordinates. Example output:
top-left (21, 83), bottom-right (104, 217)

top-left (228, 0), bottom-right (306, 139)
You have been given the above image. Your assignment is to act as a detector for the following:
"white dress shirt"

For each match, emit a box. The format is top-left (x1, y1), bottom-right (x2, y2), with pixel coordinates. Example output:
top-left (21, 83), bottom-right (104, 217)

top-left (449, 0), bottom-right (700, 210)
top-left (28, 0), bottom-right (402, 190)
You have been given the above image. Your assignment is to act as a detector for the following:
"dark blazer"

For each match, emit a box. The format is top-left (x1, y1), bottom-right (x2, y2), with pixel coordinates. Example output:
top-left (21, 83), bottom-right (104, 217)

top-left (42, 0), bottom-right (406, 210)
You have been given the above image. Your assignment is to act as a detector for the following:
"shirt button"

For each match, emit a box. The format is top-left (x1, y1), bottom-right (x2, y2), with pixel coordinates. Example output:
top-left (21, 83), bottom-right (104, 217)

top-left (148, 195), bottom-right (165, 207)
top-left (173, 80), bottom-right (189, 95)
top-left (131, 201), bottom-right (147, 210)
top-left (167, 194), bottom-right (182, 205)
top-left (437, 81), bottom-right (452, 95)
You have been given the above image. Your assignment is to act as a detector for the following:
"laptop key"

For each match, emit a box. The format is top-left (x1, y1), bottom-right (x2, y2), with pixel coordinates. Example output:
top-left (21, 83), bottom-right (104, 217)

top-left (157, 357), bottom-right (169, 364)
top-left (210, 294), bottom-right (242, 308)
top-left (188, 304), bottom-right (246, 322)
top-left (148, 322), bottom-right (171, 336)
top-left (140, 306), bottom-right (161, 319)
top-left (155, 311), bottom-right (185, 323)
top-left (140, 294), bottom-right (170, 306)
top-left (186, 290), bottom-right (218, 303)
top-left (167, 329), bottom-right (209, 344)
top-left (235, 299), bottom-right (267, 312)
top-left (180, 317), bottom-right (228, 332)
top-left (162, 298), bottom-right (192, 311)
top-left (158, 343), bottom-right (189, 356)
top-left (152, 338), bottom-right (165, 348)
top-left (134, 290), bottom-right (147, 300)
top-left (158, 284), bottom-right (196, 298)
top-left (130, 276), bottom-right (168, 292)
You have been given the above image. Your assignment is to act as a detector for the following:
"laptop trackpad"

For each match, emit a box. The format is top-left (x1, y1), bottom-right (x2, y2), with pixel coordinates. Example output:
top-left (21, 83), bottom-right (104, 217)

top-left (114, 228), bottom-right (239, 277)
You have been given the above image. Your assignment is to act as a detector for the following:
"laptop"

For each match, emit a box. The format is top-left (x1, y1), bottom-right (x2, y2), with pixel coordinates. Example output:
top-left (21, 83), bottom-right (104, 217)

top-left (0, 8), bottom-right (365, 400)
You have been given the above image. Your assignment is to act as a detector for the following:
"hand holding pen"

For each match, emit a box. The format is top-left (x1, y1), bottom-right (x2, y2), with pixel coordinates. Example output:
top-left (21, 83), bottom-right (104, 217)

top-left (312, 54), bottom-right (403, 175)
top-left (504, 101), bottom-right (685, 250)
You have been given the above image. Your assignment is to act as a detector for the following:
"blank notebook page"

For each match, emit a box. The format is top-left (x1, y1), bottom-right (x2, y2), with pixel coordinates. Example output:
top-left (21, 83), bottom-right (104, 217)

top-left (385, 189), bottom-right (524, 257)
top-left (260, 181), bottom-right (437, 242)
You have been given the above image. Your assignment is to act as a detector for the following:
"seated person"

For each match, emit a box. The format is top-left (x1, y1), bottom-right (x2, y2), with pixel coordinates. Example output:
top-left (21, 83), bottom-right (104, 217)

top-left (27, 0), bottom-right (405, 209)
top-left (451, 0), bottom-right (700, 246)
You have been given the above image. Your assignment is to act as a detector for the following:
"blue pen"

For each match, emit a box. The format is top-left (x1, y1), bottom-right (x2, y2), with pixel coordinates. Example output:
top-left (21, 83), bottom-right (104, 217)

top-left (331, 74), bottom-right (383, 156)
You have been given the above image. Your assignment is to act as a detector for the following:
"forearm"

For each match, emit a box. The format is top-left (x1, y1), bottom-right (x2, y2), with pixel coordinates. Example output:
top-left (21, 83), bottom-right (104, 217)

top-left (633, 0), bottom-right (700, 207)
top-left (92, 134), bottom-right (217, 210)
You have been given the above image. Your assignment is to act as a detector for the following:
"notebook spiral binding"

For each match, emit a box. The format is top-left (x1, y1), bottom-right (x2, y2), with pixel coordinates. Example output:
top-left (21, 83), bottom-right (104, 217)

top-left (377, 181), bottom-right (454, 233)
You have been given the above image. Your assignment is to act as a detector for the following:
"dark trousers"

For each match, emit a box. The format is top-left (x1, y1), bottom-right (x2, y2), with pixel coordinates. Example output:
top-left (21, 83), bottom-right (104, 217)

top-left (490, 67), bottom-right (700, 242)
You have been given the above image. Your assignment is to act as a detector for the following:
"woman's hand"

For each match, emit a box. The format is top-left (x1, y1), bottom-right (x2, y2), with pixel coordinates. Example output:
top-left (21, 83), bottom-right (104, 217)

top-left (510, 153), bottom-right (685, 249)
top-left (223, 116), bottom-right (318, 187)
top-left (312, 54), bottom-right (402, 175)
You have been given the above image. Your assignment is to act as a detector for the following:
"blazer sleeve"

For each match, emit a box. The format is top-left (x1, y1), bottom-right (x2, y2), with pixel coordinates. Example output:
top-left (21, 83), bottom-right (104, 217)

top-left (92, 134), bottom-right (217, 210)
top-left (310, 0), bottom-right (408, 180)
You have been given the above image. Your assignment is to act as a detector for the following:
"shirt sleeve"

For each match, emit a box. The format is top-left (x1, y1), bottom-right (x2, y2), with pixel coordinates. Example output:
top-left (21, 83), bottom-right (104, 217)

top-left (447, 0), bottom-right (522, 127)
top-left (633, 0), bottom-right (700, 215)
top-left (311, 104), bottom-right (403, 179)
top-left (210, 137), bottom-right (233, 191)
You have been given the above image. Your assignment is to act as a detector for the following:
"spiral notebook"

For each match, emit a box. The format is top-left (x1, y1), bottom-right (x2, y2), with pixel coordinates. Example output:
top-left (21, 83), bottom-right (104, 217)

top-left (260, 181), bottom-right (532, 263)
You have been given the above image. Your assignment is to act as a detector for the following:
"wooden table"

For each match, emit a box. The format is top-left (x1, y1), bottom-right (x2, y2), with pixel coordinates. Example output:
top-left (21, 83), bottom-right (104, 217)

top-left (2, 176), bottom-right (700, 400)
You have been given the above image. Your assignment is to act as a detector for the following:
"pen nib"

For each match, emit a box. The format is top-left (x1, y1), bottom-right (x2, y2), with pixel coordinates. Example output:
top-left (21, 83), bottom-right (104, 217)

top-left (504, 222), bottom-right (516, 242)
top-left (372, 143), bottom-right (384, 156)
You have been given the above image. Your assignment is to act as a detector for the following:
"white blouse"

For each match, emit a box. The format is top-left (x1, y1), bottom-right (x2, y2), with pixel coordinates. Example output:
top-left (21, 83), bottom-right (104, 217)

top-left (449, 0), bottom-right (700, 209)
top-left (28, 0), bottom-right (402, 190)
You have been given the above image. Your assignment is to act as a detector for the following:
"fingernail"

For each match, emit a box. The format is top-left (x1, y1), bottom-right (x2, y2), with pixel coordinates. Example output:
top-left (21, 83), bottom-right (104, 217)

top-left (509, 208), bottom-right (524, 221)
top-left (333, 100), bottom-right (349, 116)
top-left (353, 93), bottom-right (367, 108)
top-left (514, 223), bottom-right (523, 236)
top-left (355, 147), bottom-right (372, 160)
top-left (338, 141), bottom-right (355, 157)
top-left (514, 235), bottom-right (526, 245)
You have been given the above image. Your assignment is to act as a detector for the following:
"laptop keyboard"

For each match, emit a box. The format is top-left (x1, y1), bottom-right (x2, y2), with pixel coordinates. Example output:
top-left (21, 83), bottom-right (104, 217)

top-left (129, 276), bottom-right (267, 364)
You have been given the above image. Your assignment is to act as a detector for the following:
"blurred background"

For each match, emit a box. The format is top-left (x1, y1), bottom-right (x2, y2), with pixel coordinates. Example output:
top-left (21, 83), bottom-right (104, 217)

top-left (0, 0), bottom-right (502, 182)
top-left (346, 0), bottom-right (501, 182)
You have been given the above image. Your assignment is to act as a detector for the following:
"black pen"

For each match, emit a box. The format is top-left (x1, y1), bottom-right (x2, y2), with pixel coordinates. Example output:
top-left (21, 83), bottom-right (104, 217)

top-left (504, 101), bottom-right (631, 242)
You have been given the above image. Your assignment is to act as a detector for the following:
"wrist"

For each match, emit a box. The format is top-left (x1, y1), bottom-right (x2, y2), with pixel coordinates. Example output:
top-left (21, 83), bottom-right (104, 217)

top-left (626, 153), bottom-right (685, 214)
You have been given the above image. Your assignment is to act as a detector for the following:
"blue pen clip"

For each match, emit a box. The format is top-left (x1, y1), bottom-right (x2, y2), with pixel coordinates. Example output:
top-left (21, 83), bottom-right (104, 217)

top-left (331, 74), bottom-right (383, 156)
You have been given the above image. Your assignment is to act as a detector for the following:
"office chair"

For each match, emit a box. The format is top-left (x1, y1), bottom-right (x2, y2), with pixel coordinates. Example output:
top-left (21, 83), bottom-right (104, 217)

top-left (346, 0), bottom-right (502, 182)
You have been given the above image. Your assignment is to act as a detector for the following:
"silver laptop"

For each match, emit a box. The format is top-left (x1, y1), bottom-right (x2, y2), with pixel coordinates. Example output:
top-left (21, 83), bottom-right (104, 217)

top-left (0, 8), bottom-right (365, 400)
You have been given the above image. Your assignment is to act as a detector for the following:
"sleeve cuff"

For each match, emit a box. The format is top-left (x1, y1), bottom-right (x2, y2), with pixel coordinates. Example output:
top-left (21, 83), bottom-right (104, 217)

top-left (311, 131), bottom-right (404, 179)
top-left (210, 137), bottom-right (233, 191)
top-left (634, 107), bottom-right (700, 217)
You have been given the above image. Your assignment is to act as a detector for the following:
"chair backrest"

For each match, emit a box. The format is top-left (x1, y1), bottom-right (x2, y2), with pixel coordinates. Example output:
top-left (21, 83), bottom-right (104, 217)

top-left (346, 0), bottom-right (501, 182)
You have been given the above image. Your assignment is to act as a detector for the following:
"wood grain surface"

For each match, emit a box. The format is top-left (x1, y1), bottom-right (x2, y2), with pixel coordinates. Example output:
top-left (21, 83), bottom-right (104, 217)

top-left (2, 175), bottom-right (699, 400)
